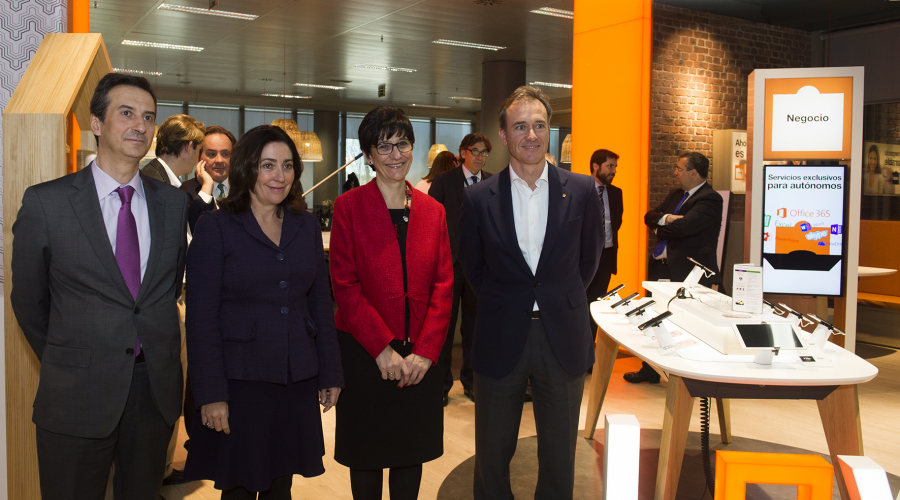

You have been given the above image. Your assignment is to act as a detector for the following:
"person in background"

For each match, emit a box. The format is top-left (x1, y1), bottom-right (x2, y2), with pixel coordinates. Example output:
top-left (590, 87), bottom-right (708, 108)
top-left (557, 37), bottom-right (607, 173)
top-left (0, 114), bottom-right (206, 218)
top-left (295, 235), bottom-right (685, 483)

top-left (330, 106), bottom-right (453, 500)
top-left (415, 150), bottom-right (458, 194)
top-left (142, 114), bottom-right (205, 187)
top-left (181, 125), bottom-right (236, 232)
top-left (865, 144), bottom-right (883, 195)
top-left (883, 166), bottom-right (895, 195)
top-left (11, 72), bottom-right (188, 499)
top-left (458, 86), bottom-right (603, 500)
top-left (183, 125), bottom-right (343, 499)
top-left (627, 151), bottom-right (722, 384)
top-left (585, 149), bottom-right (623, 334)
top-left (429, 132), bottom-right (493, 406)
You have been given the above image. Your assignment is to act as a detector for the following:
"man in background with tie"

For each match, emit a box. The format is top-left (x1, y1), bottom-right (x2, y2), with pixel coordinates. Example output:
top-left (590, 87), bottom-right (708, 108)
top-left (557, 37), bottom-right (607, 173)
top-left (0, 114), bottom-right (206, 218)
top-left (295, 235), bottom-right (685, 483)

top-left (585, 149), bottom-right (623, 335)
top-left (179, 125), bottom-right (235, 232)
top-left (429, 132), bottom-right (493, 406)
top-left (625, 151), bottom-right (722, 383)
top-left (10, 73), bottom-right (189, 499)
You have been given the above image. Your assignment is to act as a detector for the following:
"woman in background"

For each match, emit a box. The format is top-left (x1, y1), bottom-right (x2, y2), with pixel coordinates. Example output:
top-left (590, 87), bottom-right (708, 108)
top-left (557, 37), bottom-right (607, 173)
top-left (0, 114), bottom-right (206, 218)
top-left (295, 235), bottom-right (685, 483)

top-left (184, 125), bottom-right (343, 500)
top-left (330, 106), bottom-right (453, 500)
top-left (415, 150), bottom-right (458, 194)
top-left (865, 144), bottom-right (883, 194)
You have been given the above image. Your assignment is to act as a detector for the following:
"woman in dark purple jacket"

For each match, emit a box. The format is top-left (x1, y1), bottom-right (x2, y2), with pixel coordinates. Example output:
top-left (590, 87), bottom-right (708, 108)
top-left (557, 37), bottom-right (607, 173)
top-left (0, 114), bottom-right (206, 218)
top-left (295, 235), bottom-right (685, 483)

top-left (184, 125), bottom-right (343, 499)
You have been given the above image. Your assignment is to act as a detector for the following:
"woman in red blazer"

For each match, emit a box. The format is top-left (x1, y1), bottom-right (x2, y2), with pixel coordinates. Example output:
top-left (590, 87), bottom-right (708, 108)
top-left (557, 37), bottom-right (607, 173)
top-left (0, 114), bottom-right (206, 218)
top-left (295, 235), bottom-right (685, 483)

top-left (330, 106), bottom-right (453, 499)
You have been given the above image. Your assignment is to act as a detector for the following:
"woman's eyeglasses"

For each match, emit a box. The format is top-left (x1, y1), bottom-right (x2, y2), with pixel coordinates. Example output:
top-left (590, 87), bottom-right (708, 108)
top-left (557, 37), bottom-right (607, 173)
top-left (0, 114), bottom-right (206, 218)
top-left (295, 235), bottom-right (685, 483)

top-left (375, 141), bottom-right (413, 155)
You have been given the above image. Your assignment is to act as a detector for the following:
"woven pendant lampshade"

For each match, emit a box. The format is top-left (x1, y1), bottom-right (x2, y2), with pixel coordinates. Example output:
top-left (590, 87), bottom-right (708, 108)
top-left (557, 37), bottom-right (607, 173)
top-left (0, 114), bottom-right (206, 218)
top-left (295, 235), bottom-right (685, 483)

top-left (560, 134), bottom-right (572, 163)
top-left (271, 118), bottom-right (323, 162)
top-left (427, 144), bottom-right (448, 167)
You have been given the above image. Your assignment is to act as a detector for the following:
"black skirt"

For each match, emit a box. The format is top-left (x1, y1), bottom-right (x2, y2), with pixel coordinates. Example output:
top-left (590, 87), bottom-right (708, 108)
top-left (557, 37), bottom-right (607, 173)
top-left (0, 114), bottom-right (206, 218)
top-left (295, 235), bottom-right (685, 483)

top-left (334, 330), bottom-right (444, 469)
top-left (183, 376), bottom-right (326, 492)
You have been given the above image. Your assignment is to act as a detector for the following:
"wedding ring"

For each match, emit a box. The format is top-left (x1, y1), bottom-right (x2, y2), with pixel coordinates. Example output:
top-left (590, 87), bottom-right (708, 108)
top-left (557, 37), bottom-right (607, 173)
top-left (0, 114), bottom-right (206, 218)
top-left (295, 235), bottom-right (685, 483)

top-left (388, 371), bottom-right (394, 377)
top-left (206, 422), bottom-right (213, 428)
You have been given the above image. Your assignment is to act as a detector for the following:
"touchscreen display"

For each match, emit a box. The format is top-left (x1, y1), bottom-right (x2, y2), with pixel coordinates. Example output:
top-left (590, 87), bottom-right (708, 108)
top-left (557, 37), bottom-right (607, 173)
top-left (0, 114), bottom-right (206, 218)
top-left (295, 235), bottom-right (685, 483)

top-left (734, 323), bottom-right (804, 349)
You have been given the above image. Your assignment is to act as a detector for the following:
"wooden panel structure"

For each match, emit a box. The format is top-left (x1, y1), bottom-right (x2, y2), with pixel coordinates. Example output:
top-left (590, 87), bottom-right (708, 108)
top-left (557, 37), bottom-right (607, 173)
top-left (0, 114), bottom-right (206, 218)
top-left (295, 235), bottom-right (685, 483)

top-left (3, 33), bottom-right (112, 500)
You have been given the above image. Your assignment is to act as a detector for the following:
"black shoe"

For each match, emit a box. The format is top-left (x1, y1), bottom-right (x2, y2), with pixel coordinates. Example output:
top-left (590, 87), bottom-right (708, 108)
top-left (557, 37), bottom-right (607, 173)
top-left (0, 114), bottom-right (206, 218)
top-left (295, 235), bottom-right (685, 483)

top-left (623, 369), bottom-right (660, 384)
top-left (443, 393), bottom-right (449, 407)
top-left (463, 388), bottom-right (475, 402)
top-left (162, 469), bottom-right (189, 486)
top-left (523, 392), bottom-right (533, 402)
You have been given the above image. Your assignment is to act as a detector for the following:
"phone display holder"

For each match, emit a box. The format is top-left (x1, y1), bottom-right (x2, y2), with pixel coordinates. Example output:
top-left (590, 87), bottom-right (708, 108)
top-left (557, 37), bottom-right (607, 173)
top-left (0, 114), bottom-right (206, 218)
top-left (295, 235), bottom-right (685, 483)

top-left (753, 348), bottom-right (780, 365)
top-left (628, 309), bottom-right (652, 327)
top-left (809, 324), bottom-right (833, 348)
top-left (684, 265), bottom-right (705, 286)
top-left (652, 323), bottom-right (676, 353)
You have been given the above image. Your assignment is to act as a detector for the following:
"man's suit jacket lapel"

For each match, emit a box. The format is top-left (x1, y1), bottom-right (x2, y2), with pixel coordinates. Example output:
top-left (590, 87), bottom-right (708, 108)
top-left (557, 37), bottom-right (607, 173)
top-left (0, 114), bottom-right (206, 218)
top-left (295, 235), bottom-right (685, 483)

top-left (135, 174), bottom-right (167, 303)
top-left (488, 167), bottom-right (532, 277)
top-left (69, 167), bottom-right (139, 304)
top-left (676, 183), bottom-right (709, 215)
top-left (535, 165), bottom-right (569, 277)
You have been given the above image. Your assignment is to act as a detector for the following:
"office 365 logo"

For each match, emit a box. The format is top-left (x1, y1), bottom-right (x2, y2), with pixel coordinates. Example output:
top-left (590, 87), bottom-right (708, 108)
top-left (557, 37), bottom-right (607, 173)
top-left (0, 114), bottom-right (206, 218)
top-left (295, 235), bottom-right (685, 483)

top-left (776, 208), bottom-right (787, 218)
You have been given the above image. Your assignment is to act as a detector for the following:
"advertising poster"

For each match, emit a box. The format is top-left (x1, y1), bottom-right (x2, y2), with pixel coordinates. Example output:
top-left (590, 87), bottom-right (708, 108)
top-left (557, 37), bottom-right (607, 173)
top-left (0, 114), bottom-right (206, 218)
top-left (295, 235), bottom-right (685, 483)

top-left (762, 165), bottom-right (847, 295)
top-left (764, 77), bottom-right (853, 160)
top-left (732, 131), bottom-right (747, 193)
top-left (863, 141), bottom-right (900, 196)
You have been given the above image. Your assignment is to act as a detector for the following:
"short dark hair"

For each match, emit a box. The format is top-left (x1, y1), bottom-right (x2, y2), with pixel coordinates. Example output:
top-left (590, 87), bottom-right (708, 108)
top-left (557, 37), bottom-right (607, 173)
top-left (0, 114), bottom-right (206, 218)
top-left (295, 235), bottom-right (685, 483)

top-left (590, 149), bottom-right (619, 171)
top-left (89, 72), bottom-right (157, 145)
top-left (358, 106), bottom-right (415, 165)
top-left (204, 125), bottom-right (236, 145)
top-left (679, 152), bottom-right (710, 178)
top-left (459, 132), bottom-right (492, 153)
top-left (218, 125), bottom-right (305, 217)
top-left (498, 86), bottom-right (552, 131)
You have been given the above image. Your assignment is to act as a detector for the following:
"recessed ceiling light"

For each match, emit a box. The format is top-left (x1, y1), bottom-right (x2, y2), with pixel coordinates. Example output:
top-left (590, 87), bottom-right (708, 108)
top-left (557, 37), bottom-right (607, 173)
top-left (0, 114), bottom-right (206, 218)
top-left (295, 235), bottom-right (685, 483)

top-left (293, 83), bottom-right (346, 90)
top-left (122, 40), bottom-right (203, 51)
top-left (158, 3), bottom-right (257, 20)
top-left (530, 7), bottom-right (574, 19)
top-left (114, 68), bottom-right (163, 76)
top-left (354, 64), bottom-right (416, 73)
top-left (530, 81), bottom-right (573, 89)
top-left (261, 93), bottom-right (310, 99)
top-left (450, 96), bottom-right (481, 101)
top-left (432, 39), bottom-right (506, 51)
top-left (410, 104), bottom-right (451, 109)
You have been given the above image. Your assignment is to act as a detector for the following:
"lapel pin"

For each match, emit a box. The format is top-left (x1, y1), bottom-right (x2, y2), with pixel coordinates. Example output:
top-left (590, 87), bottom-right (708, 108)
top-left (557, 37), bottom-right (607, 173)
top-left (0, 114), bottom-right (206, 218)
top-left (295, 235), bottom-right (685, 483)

top-left (562, 194), bottom-right (567, 198)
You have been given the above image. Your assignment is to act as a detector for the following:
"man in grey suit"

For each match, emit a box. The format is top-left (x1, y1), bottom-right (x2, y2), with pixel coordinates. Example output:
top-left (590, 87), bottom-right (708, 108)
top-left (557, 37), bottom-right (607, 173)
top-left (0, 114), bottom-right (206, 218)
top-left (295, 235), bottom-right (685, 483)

top-left (141, 113), bottom-right (205, 187)
top-left (11, 73), bottom-right (189, 499)
top-left (459, 86), bottom-right (603, 500)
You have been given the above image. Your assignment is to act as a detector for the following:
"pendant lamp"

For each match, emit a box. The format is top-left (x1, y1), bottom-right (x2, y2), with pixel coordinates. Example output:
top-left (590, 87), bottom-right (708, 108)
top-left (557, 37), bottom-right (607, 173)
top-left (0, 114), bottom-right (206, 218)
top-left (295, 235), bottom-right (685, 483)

top-left (560, 134), bottom-right (572, 163)
top-left (427, 144), bottom-right (448, 167)
top-left (271, 118), bottom-right (323, 162)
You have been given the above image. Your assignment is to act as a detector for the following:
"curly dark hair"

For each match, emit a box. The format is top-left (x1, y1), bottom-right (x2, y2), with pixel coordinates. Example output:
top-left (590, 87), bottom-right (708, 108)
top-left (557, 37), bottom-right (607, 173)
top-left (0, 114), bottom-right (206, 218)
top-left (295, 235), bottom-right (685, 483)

top-left (218, 125), bottom-right (305, 217)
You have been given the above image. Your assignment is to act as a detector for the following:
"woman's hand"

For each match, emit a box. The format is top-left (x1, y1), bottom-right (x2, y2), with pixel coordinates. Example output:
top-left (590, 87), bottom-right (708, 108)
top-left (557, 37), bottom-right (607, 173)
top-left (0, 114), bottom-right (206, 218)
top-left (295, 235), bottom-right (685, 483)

top-left (200, 401), bottom-right (230, 434)
top-left (404, 354), bottom-right (433, 386)
top-left (376, 345), bottom-right (410, 388)
top-left (319, 387), bottom-right (342, 412)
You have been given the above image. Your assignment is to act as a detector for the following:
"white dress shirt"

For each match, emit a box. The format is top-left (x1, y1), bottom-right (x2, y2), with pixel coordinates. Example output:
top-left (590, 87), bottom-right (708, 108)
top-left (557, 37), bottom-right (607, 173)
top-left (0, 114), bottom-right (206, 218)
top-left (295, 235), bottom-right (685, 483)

top-left (197, 179), bottom-right (229, 207)
top-left (510, 162), bottom-right (549, 311)
top-left (594, 180), bottom-right (614, 248)
top-left (655, 181), bottom-right (707, 259)
top-left (462, 165), bottom-right (483, 186)
top-left (155, 157), bottom-right (182, 188)
top-left (92, 162), bottom-right (151, 281)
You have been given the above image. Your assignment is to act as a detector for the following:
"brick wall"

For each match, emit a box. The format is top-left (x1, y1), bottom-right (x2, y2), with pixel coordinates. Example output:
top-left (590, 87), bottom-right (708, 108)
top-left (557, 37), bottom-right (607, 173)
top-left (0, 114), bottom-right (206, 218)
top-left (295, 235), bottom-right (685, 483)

top-left (648, 4), bottom-right (813, 228)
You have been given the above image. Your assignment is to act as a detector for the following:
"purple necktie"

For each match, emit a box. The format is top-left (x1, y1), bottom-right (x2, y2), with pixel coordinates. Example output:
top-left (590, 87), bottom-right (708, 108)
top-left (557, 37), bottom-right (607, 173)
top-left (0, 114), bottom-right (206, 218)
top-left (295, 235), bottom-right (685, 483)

top-left (115, 186), bottom-right (141, 355)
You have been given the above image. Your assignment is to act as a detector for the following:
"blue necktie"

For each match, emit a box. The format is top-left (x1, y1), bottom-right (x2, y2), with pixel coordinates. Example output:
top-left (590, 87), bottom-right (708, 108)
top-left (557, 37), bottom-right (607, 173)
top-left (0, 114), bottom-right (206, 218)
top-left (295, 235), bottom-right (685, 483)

top-left (652, 191), bottom-right (690, 259)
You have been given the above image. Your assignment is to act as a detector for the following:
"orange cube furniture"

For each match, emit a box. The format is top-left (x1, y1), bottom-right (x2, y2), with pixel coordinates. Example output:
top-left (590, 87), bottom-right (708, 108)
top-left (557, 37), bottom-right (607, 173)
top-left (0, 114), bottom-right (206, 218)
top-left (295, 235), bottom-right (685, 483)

top-left (714, 451), bottom-right (834, 500)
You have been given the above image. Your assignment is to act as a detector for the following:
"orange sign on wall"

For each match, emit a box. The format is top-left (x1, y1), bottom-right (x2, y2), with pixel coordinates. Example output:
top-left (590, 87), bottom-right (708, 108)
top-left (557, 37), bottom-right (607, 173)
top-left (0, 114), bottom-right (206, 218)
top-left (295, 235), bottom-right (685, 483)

top-left (764, 77), bottom-right (853, 160)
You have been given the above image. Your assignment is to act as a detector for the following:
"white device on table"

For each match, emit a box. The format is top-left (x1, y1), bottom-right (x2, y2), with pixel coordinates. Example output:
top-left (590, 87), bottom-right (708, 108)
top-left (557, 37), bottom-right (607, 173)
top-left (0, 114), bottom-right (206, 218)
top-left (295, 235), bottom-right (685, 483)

top-left (684, 256), bottom-right (716, 287)
top-left (610, 293), bottom-right (639, 314)
top-left (731, 322), bottom-right (808, 365)
top-left (625, 300), bottom-right (656, 327)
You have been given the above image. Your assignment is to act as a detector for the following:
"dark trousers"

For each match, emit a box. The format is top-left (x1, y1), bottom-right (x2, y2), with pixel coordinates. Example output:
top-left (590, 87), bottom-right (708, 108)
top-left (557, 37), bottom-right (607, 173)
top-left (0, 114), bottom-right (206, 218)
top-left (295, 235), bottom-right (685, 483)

top-left (473, 319), bottom-right (585, 500)
top-left (36, 361), bottom-right (174, 500)
top-left (585, 247), bottom-right (616, 333)
top-left (440, 263), bottom-right (477, 392)
top-left (647, 257), bottom-right (672, 283)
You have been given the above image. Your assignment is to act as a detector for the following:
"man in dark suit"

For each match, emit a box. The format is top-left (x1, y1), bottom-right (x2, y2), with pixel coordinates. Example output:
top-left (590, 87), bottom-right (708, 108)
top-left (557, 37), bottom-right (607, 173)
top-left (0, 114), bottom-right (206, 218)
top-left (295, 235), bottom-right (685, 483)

top-left (429, 132), bottom-right (493, 405)
top-left (585, 149), bottom-right (623, 333)
top-left (141, 113), bottom-right (205, 188)
top-left (459, 86), bottom-right (603, 500)
top-left (10, 73), bottom-right (189, 499)
top-left (625, 151), bottom-right (723, 384)
top-left (180, 125), bottom-right (235, 232)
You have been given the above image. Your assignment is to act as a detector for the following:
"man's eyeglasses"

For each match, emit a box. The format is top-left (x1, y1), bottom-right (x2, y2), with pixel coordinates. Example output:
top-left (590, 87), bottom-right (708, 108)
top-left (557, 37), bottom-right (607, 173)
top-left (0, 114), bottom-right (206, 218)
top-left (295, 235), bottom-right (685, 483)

top-left (466, 149), bottom-right (490, 158)
top-left (675, 166), bottom-right (694, 172)
top-left (375, 141), bottom-right (413, 155)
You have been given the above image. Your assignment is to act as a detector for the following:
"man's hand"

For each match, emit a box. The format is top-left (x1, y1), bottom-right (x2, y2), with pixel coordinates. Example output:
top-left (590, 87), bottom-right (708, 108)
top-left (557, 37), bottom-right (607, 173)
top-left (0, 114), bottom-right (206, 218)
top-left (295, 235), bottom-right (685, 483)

top-left (195, 160), bottom-right (214, 195)
top-left (404, 354), bottom-right (433, 386)
top-left (200, 401), bottom-right (230, 434)
top-left (665, 214), bottom-right (683, 224)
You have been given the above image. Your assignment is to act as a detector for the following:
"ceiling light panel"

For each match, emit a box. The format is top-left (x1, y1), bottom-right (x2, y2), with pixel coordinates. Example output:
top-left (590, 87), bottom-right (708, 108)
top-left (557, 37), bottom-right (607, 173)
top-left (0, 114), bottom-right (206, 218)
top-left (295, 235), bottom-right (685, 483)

top-left (122, 40), bottom-right (204, 51)
top-left (530, 81), bottom-right (573, 89)
top-left (432, 39), bottom-right (506, 51)
top-left (530, 7), bottom-right (574, 19)
top-left (450, 96), bottom-right (481, 101)
top-left (293, 83), bottom-right (347, 90)
top-left (262, 93), bottom-right (310, 99)
top-left (353, 64), bottom-right (416, 73)
top-left (158, 3), bottom-right (258, 20)
top-left (410, 104), bottom-right (450, 109)
top-left (114, 68), bottom-right (163, 76)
